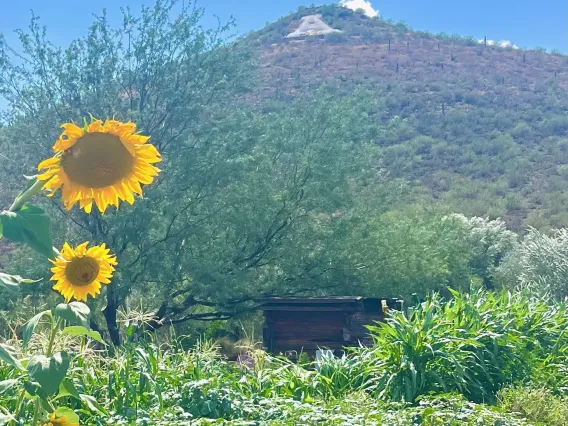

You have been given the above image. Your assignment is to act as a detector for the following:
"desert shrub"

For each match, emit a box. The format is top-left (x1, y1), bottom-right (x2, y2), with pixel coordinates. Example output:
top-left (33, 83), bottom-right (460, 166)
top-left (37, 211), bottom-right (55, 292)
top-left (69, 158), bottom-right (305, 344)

top-left (496, 228), bottom-right (568, 297)
top-left (499, 386), bottom-right (568, 426)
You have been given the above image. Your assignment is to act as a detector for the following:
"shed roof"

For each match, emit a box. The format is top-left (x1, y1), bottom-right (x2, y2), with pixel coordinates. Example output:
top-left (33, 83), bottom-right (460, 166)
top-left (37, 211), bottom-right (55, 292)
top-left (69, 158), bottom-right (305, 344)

top-left (259, 296), bottom-right (398, 312)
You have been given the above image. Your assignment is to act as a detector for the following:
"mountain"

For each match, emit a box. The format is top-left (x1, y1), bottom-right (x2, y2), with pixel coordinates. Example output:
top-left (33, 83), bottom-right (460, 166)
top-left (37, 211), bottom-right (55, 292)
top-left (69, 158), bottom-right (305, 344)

top-left (244, 5), bottom-right (568, 231)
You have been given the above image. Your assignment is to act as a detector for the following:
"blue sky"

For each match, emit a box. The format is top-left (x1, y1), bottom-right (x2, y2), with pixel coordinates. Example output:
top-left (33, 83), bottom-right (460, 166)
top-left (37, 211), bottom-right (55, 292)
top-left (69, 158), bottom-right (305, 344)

top-left (0, 0), bottom-right (566, 53)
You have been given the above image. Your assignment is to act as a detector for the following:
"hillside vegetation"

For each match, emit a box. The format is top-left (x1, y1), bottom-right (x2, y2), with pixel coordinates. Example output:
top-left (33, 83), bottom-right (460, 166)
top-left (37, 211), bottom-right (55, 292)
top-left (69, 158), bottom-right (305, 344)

top-left (248, 5), bottom-right (568, 231)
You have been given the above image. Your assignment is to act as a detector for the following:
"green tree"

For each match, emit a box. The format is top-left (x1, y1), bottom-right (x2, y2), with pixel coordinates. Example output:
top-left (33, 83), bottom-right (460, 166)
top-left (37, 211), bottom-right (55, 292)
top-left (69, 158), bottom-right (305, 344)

top-left (0, 2), bottom-right (400, 342)
top-left (340, 208), bottom-right (470, 299)
top-left (0, 0), bottom-right (253, 342)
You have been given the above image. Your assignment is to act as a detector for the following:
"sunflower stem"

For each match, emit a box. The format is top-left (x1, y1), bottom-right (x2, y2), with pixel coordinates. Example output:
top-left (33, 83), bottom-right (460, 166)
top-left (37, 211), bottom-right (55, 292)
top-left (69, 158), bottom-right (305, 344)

top-left (9, 178), bottom-right (45, 212)
top-left (9, 389), bottom-right (26, 425)
top-left (46, 317), bottom-right (62, 357)
top-left (31, 397), bottom-right (41, 426)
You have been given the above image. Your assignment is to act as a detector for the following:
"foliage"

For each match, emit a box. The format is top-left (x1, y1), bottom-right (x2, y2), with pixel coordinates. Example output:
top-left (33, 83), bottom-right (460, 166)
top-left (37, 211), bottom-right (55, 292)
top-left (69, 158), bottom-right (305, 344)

top-left (253, 6), bottom-right (568, 232)
top-left (341, 210), bottom-right (516, 299)
top-left (499, 387), bottom-right (568, 426)
top-left (0, 334), bottom-right (536, 426)
top-left (449, 214), bottom-right (518, 289)
top-left (1, 1), bottom-right (568, 424)
top-left (0, 301), bottom-right (100, 425)
top-left (1, 0), bottom-right (567, 343)
top-left (1, 289), bottom-right (568, 424)
top-left (0, 0), bottom-right (411, 341)
top-left (496, 228), bottom-right (568, 298)
top-left (0, 334), bottom-right (542, 425)
top-left (359, 290), bottom-right (568, 403)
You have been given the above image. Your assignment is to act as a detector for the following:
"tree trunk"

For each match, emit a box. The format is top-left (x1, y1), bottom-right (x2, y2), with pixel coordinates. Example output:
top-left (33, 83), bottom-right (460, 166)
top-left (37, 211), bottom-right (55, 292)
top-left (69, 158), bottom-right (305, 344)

top-left (103, 284), bottom-right (121, 345)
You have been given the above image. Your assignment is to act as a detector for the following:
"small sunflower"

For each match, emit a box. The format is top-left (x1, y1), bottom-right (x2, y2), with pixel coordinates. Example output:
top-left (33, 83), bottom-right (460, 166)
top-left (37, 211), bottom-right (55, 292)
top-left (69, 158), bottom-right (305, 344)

top-left (42, 411), bottom-right (79, 426)
top-left (50, 242), bottom-right (117, 302)
top-left (37, 118), bottom-right (161, 214)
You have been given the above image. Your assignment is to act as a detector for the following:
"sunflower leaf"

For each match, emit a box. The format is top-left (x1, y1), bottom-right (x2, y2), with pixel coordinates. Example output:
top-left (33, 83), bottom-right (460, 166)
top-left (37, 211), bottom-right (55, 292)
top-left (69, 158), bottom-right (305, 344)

top-left (57, 377), bottom-right (81, 400)
top-left (23, 381), bottom-right (49, 399)
top-left (53, 302), bottom-right (91, 327)
top-left (54, 407), bottom-right (79, 423)
top-left (0, 344), bottom-right (24, 371)
top-left (27, 352), bottom-right (70, 396)
top-left (0, 205), bottom-right (53, 258)
top-left (0, 272), bottom-right (39, 293)
top-left (61, 325), bottom-right (106, 345)
top-left (22, 310), bottom-right (52, 348)
top-left (40, 398), bottom-right (53, 413)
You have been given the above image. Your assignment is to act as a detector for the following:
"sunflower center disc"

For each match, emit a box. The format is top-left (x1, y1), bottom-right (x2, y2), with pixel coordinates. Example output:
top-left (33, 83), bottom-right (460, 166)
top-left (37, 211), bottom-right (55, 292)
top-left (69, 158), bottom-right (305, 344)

top-left (61, 132), bottom-right (135, 188)
top-left (65, 256), bottom-right (100, 287)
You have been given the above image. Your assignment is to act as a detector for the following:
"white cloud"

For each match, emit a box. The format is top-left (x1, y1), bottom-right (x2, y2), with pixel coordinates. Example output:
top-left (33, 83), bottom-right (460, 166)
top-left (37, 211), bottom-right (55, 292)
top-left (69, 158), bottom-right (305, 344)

top-left (339, 0), bottom-right (380, 18)
top-left (478, 38), bottom-right (519, 49)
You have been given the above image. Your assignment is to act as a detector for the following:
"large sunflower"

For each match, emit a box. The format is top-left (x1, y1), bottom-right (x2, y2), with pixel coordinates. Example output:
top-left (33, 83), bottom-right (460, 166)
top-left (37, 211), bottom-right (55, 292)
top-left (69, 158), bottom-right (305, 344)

top-left (37, 118), bottom-right (161, 214)
top-left (50, 242), bottom-right (117, 302)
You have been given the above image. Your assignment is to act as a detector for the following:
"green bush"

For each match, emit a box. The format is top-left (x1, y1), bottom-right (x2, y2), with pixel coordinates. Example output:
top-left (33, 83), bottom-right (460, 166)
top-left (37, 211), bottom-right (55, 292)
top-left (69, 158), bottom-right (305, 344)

top-left (499, 386), bottom-right (568, 426)
top-left (358, 290), bottom-right (568, 403)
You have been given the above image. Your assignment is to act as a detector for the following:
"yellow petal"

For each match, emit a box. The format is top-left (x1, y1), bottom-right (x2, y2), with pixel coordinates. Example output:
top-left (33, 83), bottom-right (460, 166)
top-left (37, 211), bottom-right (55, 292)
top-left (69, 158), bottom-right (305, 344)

top-left (121, 182), bottom-right (135, 204)
top-left (75, 242), bottom-right (89, 256)
top-left (79, 198), bottom-right (93, 214)
top-left (61, 122), bottom-right (84, 138)
top-left (37, 157), bottom-right (61, 170)
top-left (37, 169), bottom-right (59, 181)
top-left (88, 119), bottom-right (103, 132)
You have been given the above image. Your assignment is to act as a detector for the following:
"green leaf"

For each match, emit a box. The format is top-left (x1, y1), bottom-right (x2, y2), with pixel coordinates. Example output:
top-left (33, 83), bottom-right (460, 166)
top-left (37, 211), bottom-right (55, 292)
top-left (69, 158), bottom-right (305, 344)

top-left (54, 407), bottom-right (79, 424)
top-left (0, 344), bottom-right (24, 371)
top-left (22, 310), bottom-right (51, 348)
top-left (23, 381), bottom-right (48, 399)
top-left (0, 272), bottom-right (39, 293)
top-left (0, 205), bottom-right (53, 258)
top-left (40, 397), bottom-right (53, 413)
top-left (0, 413), bottom-right (15, 425)
top-left (15, 176), bottom-right (40, 199)
top-left (53, 302), bottom-right (90, 327)
top-left (27, 352), bottom-right (70, 396)
top-left (80, 393), bottom-right (106, 415)
top-left (0, 379), bottom-right (18, 395)
top-left (57, 377), bottom-right (80, 399)
top-left (61, 325), bottom-right (105, 345)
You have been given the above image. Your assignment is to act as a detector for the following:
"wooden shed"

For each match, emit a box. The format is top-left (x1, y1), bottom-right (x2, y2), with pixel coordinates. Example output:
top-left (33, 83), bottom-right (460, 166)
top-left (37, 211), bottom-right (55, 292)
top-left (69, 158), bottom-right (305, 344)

top-left (260, 297), bottom-right (401, 357)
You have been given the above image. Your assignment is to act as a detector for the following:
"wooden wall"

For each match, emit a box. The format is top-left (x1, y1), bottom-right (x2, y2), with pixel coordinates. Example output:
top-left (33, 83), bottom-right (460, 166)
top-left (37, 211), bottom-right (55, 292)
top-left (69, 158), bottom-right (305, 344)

top-left (261, 298), bottom-right (391, 356)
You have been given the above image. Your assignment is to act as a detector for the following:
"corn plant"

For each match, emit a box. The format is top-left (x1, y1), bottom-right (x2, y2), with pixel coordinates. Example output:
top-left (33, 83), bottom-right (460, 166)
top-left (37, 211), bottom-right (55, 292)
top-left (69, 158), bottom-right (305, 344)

top-left (361, 289), bottom-right (568, 403)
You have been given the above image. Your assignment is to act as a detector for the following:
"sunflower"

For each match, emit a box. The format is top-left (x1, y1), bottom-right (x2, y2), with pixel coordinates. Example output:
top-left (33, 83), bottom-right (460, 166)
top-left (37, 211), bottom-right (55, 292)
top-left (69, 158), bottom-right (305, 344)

top-left (41, 411), bottom-right (79, 426)
top-left (50, 242), bottom-right (117, 302)
top-left (37, 118), bottom-right (161, 214)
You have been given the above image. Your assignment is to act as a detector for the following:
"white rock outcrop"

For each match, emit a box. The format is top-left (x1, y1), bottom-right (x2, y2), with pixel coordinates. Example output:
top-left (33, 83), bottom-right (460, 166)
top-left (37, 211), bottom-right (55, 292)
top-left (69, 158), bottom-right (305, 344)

top-left (286, 15), bottom-right (342, 38)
